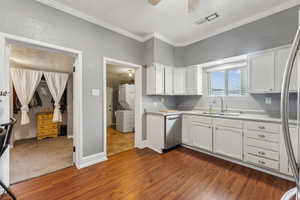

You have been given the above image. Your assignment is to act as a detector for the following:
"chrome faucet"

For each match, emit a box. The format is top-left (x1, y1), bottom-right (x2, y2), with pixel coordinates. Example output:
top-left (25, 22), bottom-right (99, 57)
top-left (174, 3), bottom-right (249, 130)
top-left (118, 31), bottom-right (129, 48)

top-left (217, 97), bottom-right (225, 113)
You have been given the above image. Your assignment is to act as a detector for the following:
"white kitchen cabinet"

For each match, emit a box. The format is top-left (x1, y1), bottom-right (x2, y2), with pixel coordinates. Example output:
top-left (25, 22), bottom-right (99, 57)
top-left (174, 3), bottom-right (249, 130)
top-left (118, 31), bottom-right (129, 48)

top-left (186, 65), bottom-right (202, 95)
top-left (190, 121), bottom-right (213, 152)
top-left (280, 126), bottom-right (299, 175)
top-left (164, 66), bottom-right (173, 95)
top-left (213, 126), bottom-right (243, 160)
top-left (173, 67), bottom-right (186, 95)
top-left (146, 63), bottom-right (165, 95)
top-left (182, 115), bottom-right (192, 145)
top-left (276, 46), bottom-right (298, 92)
top-left (249, 51), bottom-right (275, 93)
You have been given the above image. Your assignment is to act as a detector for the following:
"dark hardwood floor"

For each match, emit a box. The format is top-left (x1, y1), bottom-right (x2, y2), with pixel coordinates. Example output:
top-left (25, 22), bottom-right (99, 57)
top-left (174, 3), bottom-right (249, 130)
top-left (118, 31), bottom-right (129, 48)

top-left (2, 147), bottom-right (295, 200)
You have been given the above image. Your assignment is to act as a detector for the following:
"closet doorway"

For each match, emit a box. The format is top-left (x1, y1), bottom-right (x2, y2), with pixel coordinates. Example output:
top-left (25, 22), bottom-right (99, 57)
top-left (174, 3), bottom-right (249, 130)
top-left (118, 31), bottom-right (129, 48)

top-left (6, 40), bottom-right (78, 184)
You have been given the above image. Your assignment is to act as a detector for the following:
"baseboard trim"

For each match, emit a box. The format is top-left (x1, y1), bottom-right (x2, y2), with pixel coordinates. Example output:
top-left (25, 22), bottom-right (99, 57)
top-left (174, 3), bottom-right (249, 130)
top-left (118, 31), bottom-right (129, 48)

top-left (67, 135), bottom-right (73, 139)
top-left (78, 152), bottom-right (107, 169)
top-left (136, 140), bottom-right (147, 149)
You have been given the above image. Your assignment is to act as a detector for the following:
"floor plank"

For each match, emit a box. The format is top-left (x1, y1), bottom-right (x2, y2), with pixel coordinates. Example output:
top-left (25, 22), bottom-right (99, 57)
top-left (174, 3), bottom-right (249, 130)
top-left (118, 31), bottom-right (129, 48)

top-left (4, 147), bottom-right (295, 200)
top-left (107, 127), bottom-right (134, 156)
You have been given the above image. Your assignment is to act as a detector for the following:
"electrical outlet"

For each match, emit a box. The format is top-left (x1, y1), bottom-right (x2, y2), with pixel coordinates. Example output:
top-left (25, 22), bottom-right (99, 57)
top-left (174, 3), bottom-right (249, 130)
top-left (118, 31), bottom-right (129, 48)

top-left (92, 89), bottom-right (100, 96)
top-left (265, 97), bottom-right (272, 105)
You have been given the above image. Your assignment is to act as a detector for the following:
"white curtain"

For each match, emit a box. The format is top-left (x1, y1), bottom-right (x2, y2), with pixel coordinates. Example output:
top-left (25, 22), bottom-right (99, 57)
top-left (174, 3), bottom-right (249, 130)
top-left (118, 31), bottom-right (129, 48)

top-left (44, 72), bottom-right (69, 122)
top-left (11, 68), bottom-right (43, 125)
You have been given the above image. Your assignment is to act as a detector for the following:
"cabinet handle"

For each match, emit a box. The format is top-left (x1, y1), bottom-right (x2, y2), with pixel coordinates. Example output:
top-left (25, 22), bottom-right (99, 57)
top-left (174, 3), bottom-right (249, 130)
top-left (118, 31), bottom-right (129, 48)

top-left (258, 134), bottom-right (265, 138)
top-left (258, 151), bottom-right (265, 156)
top-left (258, 160), bottom-right (266, 165)
top-left (258, 126), bottom-right (265, 130)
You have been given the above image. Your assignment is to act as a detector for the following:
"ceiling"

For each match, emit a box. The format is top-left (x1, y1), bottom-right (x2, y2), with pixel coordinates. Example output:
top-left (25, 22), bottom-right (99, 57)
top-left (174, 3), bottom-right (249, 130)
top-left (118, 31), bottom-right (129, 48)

top-left (36, 0), bottom-right (299, 46)
top-left (10, 43), bottom-right (75, 73)
top-left (107, 64), bottom-right (135, 77)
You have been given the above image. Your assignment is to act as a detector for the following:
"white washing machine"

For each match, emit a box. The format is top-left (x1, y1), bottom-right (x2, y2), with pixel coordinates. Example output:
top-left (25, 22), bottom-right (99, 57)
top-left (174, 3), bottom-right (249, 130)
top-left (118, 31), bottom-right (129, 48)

top-left (115, 84), bottom-right (135, 133)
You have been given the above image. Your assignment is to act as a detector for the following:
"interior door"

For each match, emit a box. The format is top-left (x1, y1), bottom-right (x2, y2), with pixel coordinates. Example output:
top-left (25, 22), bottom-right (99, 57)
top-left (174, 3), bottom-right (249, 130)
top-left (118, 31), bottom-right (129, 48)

top-left (106, 87), bottom-right (113, 127)
top-left (0, 36), bottom-right (11, 188)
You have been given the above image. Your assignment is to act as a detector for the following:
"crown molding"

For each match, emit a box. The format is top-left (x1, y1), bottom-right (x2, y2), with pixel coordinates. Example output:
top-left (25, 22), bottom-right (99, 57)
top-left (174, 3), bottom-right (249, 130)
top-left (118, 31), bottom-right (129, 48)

top-left (176, 0), bottom-right (300, 47)
top-left (35, 0), bottom-right (300, 47)
top-left (35, 0), bottom-right (145, 42)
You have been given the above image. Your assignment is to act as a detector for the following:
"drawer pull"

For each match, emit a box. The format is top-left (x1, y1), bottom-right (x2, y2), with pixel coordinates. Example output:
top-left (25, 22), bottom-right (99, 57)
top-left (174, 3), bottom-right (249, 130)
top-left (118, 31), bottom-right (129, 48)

top-left (258, 134), bottom-right (265, 138)
top-left (258, 151), bottom-right (265, 156)
top-left (258, 126), bottom-right (265, 130)
top-left (258, 160), bottom-right (266, 165)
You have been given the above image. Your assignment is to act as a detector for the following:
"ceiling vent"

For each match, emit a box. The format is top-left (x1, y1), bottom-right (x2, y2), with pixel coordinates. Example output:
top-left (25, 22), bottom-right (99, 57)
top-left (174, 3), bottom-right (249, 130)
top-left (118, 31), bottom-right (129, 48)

top-left (195, 12), bottom-right (220, 25)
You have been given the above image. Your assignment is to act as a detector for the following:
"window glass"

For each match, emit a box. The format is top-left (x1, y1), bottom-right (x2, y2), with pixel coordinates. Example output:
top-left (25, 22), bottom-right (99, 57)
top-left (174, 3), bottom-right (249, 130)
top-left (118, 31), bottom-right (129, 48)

top-left (210, 71), bottom-right (226, 96)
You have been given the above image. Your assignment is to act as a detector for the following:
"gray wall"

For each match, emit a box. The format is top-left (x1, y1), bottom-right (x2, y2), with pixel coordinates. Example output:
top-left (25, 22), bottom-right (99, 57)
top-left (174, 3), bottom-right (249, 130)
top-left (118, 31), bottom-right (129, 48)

top-left (176, 6), bottom-right (299, 118)
top-left (0, 0), bottom-right (145, 157)
top-left (154, 38), bottom-right (175, 66)
top-left (175, 6), bottom-right (299, 66)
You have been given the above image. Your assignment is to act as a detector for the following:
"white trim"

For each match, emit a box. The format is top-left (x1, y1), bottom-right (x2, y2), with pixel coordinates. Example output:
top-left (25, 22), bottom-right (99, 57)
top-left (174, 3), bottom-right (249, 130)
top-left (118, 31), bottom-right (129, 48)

top-left (0, 32), bottom-right (84, 184)
top-left (77, 152), bottom-right (107, 169)
top-left (138, 140), bottom-right (148, 149)
top-left (35, 0), bottom-right (299, 47)
top-left (177, 0), bottom-right (300, 47)
top-left (103, 57), bottom-right (143, 157)
top-left (200, 55), bottom-right (248, 69)
top-left (67, 135), bottom-right (73, 139)
top-left (35, 0), bottom-right (145, 42)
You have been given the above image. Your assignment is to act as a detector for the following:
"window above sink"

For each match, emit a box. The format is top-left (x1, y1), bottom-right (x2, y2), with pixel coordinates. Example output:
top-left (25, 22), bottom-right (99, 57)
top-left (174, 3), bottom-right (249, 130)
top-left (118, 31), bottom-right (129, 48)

top-left (205, 56), bottom-right (248, 97)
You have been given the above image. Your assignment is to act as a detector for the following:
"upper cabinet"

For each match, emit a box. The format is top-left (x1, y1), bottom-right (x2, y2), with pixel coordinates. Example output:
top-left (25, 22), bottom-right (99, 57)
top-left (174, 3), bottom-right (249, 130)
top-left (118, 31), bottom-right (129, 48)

top-left (249, 45), bottom-right (297, 93)
top-left (249, 51), bottom-right (275, 93)
top-left (146, 63), bottom-right (202, 96)
top-left (173, 67), bottom-right (186, 95)
top-left (146, 63), bottom-right (165, 95)
top-left (276, 47), bottom-right (298, 92)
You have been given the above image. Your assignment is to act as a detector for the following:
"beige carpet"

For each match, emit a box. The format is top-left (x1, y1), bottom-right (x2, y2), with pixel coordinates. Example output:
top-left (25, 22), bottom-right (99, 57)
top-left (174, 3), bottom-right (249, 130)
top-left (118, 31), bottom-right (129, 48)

top-left (10, 136), bottom-right (73, 184)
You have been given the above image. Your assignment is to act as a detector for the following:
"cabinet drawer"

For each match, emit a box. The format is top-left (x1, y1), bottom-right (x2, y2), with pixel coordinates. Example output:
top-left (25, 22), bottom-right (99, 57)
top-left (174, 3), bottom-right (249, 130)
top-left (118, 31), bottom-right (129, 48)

top-left (245, 146), bottom-right (279, 161)
top-left (246, 138), bottom-right (279, 151)
top-left (245, 130), bottom-right (279, 142)
top-left (245, 153), bottom-right (279, 171)
top-left (246, 121), bottom-right (280, 133)
top-left (213, 118), bottom-right (243, 129)
top-left (188, 115), bottom-right (212, 125)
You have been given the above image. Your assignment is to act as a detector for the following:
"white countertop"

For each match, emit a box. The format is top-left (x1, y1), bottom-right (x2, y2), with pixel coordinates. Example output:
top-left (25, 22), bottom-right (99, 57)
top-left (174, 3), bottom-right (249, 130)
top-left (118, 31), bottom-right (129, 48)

top-left (146, 110), bottom-right (298, 125)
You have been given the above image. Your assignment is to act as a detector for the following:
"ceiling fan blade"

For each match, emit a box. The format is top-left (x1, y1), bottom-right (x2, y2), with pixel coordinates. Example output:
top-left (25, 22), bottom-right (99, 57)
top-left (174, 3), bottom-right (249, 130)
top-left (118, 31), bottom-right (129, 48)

top-left (148, 0), bottom-right (161, 6)
top-left (188, 0), bottom-right (199, 12)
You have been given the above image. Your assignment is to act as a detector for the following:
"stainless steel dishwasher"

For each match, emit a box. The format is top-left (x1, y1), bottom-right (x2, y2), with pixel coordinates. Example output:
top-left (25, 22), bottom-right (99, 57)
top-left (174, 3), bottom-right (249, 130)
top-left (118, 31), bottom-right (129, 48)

top-left (164, 115), bottom-right (182, 150)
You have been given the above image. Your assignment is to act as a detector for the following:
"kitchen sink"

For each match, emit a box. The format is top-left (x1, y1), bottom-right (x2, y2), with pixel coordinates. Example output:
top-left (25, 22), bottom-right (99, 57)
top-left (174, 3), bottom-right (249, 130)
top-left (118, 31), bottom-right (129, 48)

top-left (202, 112), bottom-right (240, 116)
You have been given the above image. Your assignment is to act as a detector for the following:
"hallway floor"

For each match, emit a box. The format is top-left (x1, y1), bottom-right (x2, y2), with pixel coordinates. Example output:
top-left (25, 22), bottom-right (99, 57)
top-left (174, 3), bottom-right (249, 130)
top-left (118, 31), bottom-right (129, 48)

top-left (107, 127), bottom-right (134, 156)
top-left (10, 136), bottom-right (73, 184)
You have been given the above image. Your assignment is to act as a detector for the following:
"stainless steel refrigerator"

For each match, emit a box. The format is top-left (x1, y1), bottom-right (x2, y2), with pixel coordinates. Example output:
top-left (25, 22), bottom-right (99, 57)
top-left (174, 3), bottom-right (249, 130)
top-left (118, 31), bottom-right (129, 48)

top-left (281, 10), bottom-right (300, 200)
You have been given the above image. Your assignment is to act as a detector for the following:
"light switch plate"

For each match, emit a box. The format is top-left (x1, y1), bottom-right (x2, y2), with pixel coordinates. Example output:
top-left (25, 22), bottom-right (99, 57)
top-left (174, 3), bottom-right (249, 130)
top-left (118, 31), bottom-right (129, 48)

top-left (265, 97), bottom-right (272, 105)
top-left (92, 89), bottom-right (100, 96)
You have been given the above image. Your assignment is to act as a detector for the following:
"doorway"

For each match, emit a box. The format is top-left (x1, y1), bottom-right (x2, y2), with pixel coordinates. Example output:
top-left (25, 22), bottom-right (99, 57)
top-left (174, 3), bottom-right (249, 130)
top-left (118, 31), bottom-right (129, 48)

top-left (0, 33), bottom-right (83, 187)
top-left (103, 57), bottom-right (143, 158)
top-left (8, 42), bottom-right (75, 183)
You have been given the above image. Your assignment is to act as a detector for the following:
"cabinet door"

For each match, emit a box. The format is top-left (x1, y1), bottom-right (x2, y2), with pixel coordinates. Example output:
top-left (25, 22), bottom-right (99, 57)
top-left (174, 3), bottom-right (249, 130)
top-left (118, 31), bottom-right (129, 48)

top-left (155, 64), bottom-right (165, 95)
top-left (164, 66), bottom-right (173, 95)
top-left (280, 126), bottom-right (298, 175)
top-left (190, 121), bottom-right (213, 151)
top-left (182, 115), bottom-right (191, 145)
top-left (174, 68), bottom-right (186, 95)
top-left (249, 51), bottom-right (275, 93)
top-left (186, 67), bottom-right (196, 95)
top-left (276, 47), bottom-right (297, 92)
top-left (213, 126), bottom-right (243, 160)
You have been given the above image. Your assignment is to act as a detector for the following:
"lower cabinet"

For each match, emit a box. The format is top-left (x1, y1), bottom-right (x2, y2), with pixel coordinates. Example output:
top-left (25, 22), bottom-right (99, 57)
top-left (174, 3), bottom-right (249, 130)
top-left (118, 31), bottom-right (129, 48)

top-left (280, 126), bottom-right (299, 175)
top-left (190, 121), bottom-right (213, 151)
top-left (213, 126), bottom-right (243, 160)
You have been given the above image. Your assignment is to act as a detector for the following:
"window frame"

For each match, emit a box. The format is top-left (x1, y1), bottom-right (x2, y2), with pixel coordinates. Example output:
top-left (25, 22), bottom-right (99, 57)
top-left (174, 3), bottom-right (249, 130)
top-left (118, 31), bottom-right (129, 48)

top-left (207, 65), bottom-right (248, 97)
